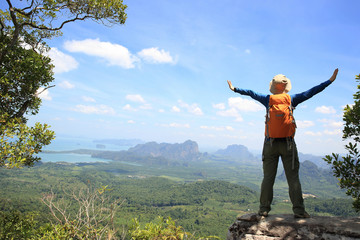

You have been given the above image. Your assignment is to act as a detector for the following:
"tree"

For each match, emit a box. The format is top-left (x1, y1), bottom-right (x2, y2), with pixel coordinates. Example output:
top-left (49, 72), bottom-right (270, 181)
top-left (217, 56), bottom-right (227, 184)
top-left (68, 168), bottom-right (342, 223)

top-left (1, 32), bottom-right (55, 168)
top-left (129, 216), bottom-right (220, 240)
top-left (0, 211), bottom-right (39, 239)
top-left (40, 184), bottom-right (125, 239)
top-left (1, 0), bottom-right (127, 168)
top-left (324, 74), bottom-right (360, 212)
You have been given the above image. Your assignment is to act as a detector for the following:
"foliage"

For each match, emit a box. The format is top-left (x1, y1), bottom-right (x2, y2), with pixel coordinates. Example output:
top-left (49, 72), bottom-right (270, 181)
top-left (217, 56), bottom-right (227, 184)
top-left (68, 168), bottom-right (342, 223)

top-left (38, 222), bottom-right (90, 240)
top-left (113, 178), bottom-right (257, 208)
top-left (343, 74), bottom-right (360, 142)
top-left (1, 160), bottom-right (356, 239)
top-left (324, 144), bottom-right (360, 212)
top-left (0, 0), bottom-right (127, 168)
top-left (0, 211), bottom-right (39, 239)
top-left (0, 164), bottom-right (259, 238)
top-left (0, 0), bottom-right (127, 48)
top-left (38, 221), bottom-right (123, 240)
top-left (0, 119), bottom-right (54, 168)
top-left (0, 34), bottom-right (54, 119)
top-left (0, 32), bottom-right (55, 168)
top-left (305, 198), bottom-right (358, 217)
top-left (40, 183), bottom-right (125, 239)
top-left (129, 216), bottom-right (220, 240)
top-left (324, 74), bottom-right (360, 212)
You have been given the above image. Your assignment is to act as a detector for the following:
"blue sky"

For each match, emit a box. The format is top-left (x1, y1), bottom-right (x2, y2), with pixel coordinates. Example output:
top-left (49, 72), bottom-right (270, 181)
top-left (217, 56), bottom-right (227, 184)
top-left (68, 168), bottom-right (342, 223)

top-left (14, 0), bottom-right (360, 155)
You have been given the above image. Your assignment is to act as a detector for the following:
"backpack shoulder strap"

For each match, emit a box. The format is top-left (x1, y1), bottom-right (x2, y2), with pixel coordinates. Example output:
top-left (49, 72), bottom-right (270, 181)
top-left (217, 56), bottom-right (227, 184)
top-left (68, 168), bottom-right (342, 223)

top-left (286, 94), bottom-right (297, 135)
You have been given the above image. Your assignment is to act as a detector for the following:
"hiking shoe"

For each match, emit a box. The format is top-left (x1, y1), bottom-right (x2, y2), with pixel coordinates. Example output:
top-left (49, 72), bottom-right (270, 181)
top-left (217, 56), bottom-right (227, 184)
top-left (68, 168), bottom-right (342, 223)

top-left (258, 211), bottom-right (269, 217)
top-left (294, 212), bottom-right (310, 218)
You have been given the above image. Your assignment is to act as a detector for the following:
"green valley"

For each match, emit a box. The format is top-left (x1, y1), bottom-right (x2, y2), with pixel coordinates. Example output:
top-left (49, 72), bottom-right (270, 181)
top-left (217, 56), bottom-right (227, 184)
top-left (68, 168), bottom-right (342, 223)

top-left (0, 141), bottom-right (357, 239)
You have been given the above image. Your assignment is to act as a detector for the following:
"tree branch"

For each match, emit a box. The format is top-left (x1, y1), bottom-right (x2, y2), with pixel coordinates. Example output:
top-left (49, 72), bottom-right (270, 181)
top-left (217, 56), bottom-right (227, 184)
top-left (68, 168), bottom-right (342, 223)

top-left (0, 1), bottom-right (20, 63)
top-left (0, 18), bottom-right (5, 33)
top-left (22, 14), bottom-right (91, 32)
top-left (35, 85), bottom-right (55, 97)
top-left (41, 192), bottom-right (64, 224)
top-left (10, 85), bottom-right (55, 120)
top-left (20, 0), bottom-right (35, 12)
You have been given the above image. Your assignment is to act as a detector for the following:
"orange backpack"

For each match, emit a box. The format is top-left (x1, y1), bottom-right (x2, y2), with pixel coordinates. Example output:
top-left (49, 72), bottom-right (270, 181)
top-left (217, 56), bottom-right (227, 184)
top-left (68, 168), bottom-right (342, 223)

top-left (265, 93), bottom-right (296, 138)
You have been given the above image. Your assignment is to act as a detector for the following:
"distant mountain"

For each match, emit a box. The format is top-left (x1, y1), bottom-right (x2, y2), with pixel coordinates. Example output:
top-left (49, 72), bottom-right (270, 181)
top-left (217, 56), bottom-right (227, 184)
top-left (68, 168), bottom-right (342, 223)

top-left (127, 140), bottom-right (201, 161)
top-left (298, 152), bottom-right (328, 169)
top-left (277, 160), bottom-right (340, 198)
top-left (214, 144), bottom-right (258, 162)
top-left (278, 160), bottom-right (325, 182)
top-left (215, 145), bottom-right (329, 168)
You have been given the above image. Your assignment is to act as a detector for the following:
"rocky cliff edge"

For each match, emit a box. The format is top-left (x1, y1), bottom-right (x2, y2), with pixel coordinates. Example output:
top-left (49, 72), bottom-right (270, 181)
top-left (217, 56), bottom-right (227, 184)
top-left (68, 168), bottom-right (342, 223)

top-left (228, 213), bottom-right (360, 240)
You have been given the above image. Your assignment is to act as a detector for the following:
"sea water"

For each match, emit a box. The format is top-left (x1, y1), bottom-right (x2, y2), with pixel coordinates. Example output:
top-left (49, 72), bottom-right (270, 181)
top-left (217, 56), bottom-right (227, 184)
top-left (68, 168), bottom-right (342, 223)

top-left (39, 137), bottom-right (131, 163)
top-left (42, 136), bottom-right (131, 151)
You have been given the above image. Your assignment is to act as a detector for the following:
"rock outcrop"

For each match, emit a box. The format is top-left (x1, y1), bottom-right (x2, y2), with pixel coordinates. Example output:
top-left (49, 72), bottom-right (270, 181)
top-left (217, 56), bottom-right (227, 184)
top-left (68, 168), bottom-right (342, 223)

top-left (214, 144), bottom-right (258, 162)
top-left (228, 213), bottom-right (360, 240)
top-left (128, 140), bottom-right (200, 161)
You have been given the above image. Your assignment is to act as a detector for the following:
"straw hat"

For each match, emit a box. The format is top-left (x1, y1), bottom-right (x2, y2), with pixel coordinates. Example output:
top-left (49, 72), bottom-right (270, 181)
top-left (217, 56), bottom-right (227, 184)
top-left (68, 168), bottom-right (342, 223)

top-left (269, 74), bottom-right (292, 94)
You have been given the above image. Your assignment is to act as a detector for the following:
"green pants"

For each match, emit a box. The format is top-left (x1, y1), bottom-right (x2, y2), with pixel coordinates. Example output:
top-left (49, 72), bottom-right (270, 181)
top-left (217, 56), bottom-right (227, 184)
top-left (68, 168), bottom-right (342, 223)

top-left (259, 138), bottom-right (305, 215)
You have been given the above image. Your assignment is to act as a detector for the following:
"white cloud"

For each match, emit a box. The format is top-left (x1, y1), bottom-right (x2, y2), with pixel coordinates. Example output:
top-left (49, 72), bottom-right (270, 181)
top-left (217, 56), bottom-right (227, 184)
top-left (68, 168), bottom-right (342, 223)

top-left (123, 95), bottom-right (152, 110)
top-left (128, 120), bottom-right (135, 124)
top-left (228, 97), bottom-right (263, 112)
top-left (330, 122), bottom-right (343, 128)
top-left (178, 100), bottom-right (203, 116)
top-left (201, 133), bottom-right (216, 138)
top-left (158, 122), bottom-right (190, 128)
top-left (213, 103), bottom-right (226, 110)
top-left (216, 97), bottom-right (264, 123)
top-left (305, 131), bottom-right (322, 136)
top-left (323, 129), bottom-right (342, 135)
top-left (123, 104), bottom-right (137, 112)
top-left (72, 104), bottom-right (115, 115)
top-left (48, 47), bottom-right (78, 73)
top-left (244, 49), bottom-right (251, 54)
top-left (37, 87), bottom-right (52, 101)
top-left (226, 45), bottom-right (238, 51)
top-left (58, 80), bottom-right (75, 89)
top-left (226, 126), bottom-right (235, 131)
top-left (216, 108), bottom-right (243, 122)
top-left (19, 40), bottom-right (33, 50)
top-left (190, 106), bottom-right (203, 116)
top-left (296, 120), bottom-right (314, 128)
top-left (171, 106), bottom-right (181, 112)
top-left (139, 104), bottom-right (152, 110)
top-left (201, 126), bottom-right (215, 130)
top-left (222, 134), bottom-right (247, 140)
top-left (64, 38), bottom-right (138, 69)
top-left (169, 123), bottom-right (190, 128)
top-left (318, 119), bottom-right (343, 128)
top-left (137, 47), bottom-right (175, 64)
top-left (158, 109), bottom-right (165, 113)
top-left (304, 129), bottom-right (341, 136)
top-left (126, 94), bottom-right (145, 103)
top-left (200, 125), bottom-right (234, 131)
top-left (82, 96), bottom-right (96, 102)
top-left (315, 106), bottom-right (336, 114)
top-left (63, 39), bottom-right (176, 68)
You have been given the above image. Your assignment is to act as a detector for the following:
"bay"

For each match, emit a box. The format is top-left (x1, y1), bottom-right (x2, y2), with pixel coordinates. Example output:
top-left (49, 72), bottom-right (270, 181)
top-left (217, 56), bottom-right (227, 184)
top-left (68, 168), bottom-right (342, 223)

top-left (38, 136), bottom-right (133, 163)
top-left (43, 136), bottom-right (131, 151)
